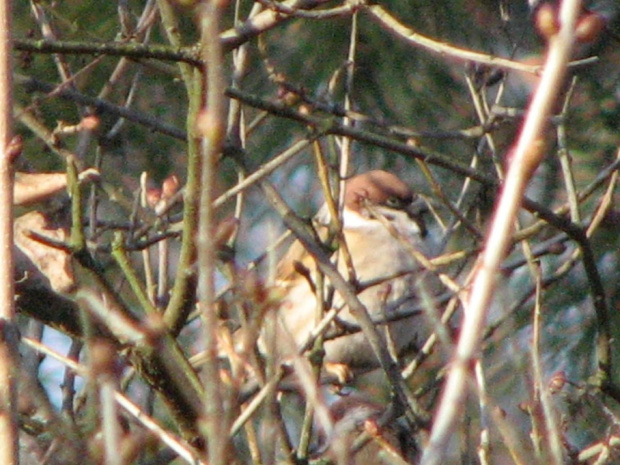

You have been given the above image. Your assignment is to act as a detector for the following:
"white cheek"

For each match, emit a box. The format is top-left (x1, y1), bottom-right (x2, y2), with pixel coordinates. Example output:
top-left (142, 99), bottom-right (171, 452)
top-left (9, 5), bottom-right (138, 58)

top-left (342, 208), bottom-right (423, 238)
top-left (340, 208), bottom-right (373, 229)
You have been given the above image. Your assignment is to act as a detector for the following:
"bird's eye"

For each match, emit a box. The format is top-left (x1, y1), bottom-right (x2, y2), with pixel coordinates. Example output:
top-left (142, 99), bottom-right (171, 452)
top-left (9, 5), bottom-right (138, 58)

top-left (385, 196), bottom-right (402, 208)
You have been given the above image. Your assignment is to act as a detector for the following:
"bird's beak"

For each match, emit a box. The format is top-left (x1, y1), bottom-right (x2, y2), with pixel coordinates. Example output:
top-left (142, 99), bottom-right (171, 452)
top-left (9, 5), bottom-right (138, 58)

top-left (405, 197), bottom-right (429, 237)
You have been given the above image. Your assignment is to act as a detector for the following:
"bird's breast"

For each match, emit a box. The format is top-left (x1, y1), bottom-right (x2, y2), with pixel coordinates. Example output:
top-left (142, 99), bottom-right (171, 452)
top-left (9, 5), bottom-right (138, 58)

top-left (341, 226), bottom-right (422, 282)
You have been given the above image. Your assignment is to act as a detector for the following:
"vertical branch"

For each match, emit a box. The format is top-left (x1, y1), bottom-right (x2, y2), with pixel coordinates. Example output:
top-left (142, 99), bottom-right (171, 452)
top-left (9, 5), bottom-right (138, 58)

top-left (583, 164), bottom-right (617, 395)
top-left (556, 77), bottom-right (580, 223)
top-left (61, 340), bottom-right (83, 419)
top-left (159, 0), bottom-right (202, 333)
top-left (139, 173), bottom-right (156, 304)
top-left (530, 261), bottom-right (563, 464)
top-left (0, 0), bottom-right (18, 462)
top-left (92, 340), bottom-right (123, 465)
top-left (196, 1), bottom-right (228, 463)
top-left (334, 12), bottom-right (359, 282)
top-left (339, 11), bottom-right (358, 184)
top-left (67, 157), bottom-right (86, 251)
top-left (421, 1), bottom-right (582, 463)
top-left (156, 0), bottom-right (195, 88)
top-left (474, 361), bottom-right (490, 465)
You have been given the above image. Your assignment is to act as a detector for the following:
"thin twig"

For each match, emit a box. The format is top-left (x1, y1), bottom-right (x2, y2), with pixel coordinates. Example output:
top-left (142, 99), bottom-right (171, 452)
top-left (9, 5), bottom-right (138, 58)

top-left (15, 74), bottom-right (187, 140)
top-left (530, 259), bottom-right (563, 464)
top-left (556, 77), bottom-right (581, 223)
top-left (213, 138), bottom-right (317, 208)
top-left (364, 3), bottom-right (596, 75)
top-left (21, 337), bottom-right (206, 465)
top-left (421, 2), bottom-right (582, 463)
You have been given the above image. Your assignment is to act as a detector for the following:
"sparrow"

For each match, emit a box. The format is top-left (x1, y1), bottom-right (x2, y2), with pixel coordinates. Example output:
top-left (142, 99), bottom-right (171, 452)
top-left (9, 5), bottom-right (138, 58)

top-left (268, 170), bottom-right (432, 379)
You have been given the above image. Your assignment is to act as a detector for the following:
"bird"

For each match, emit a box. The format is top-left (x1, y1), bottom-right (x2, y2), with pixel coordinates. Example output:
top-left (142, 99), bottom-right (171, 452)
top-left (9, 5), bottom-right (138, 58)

top-left (267, 169), bottom-right (434, 380)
